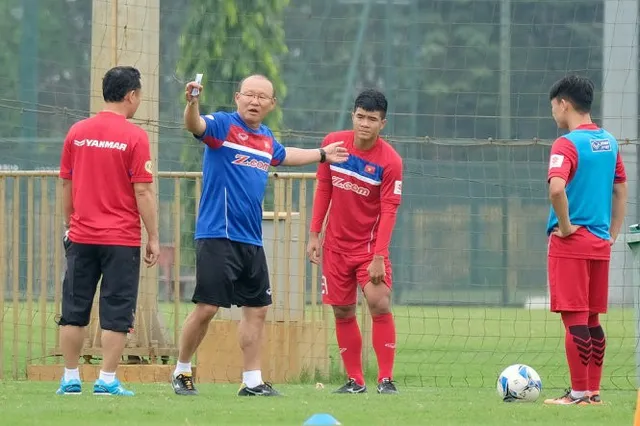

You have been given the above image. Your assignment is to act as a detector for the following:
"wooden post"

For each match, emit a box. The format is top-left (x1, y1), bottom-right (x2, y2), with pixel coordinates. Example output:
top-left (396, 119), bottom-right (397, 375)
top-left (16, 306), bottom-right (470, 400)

top-left (88, 0), bottom-right (164, 356)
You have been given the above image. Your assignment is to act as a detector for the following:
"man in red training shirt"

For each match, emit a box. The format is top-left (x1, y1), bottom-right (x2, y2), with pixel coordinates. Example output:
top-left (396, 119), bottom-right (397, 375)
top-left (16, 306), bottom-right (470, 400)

top-left (56, 66), bottom-right (160, 396)
top-left (307, 89), bottom-right (403, 394)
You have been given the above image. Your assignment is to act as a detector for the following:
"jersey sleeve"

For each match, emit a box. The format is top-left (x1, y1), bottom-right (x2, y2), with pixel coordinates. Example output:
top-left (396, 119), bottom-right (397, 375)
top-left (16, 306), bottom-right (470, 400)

top-left (309, 135), bottom-right (335, 233)
top-left (380, 154), bottom-right (403, 206)
top-left (547, 137), bottom-right (577, 183)
top-left (374, 153), bottom-right (403, 256)
top-left (615, 151), bottom-right (627, 183)
top-left (196, 112), bottom-right (231, 149)
top-left (316, 135), bottom-right (333, 182)
top-left (270, 138), bottom-right (287, 166)
top-left (129, 131), bottom-right (154, 183)
top-left (59, 129), bottom-right (74, 180)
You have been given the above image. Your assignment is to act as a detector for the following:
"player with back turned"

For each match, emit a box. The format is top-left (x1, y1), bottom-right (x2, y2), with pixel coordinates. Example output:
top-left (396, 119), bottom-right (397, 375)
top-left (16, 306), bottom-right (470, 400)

top-left (56, 66), bottom-right (160, 396)
top-left (307, 89), bottom-right (403, 394)
top-left (544, 75), bottom-right (627, 405)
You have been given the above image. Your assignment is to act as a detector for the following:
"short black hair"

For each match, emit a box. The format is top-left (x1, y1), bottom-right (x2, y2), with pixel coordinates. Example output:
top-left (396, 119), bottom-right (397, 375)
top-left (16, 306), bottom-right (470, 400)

top-left (237, 74), bottom-right (276, 98)
top-left (548, 74), bottom-right (594, 113)
top-left (353, 89), bottom-right (388, 119)
top-left (102, 66), bottom-right (142, 103)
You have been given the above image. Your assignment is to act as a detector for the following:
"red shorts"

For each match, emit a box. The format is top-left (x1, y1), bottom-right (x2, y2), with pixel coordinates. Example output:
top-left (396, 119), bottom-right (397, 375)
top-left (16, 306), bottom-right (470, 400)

top-left (547, 256), bottom-right (609, 313)
top-left (321, 248), bottom-right (393, 306)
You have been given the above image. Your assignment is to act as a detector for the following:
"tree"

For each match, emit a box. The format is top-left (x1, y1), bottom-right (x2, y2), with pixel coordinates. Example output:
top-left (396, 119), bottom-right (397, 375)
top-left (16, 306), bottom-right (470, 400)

top-left (510, 0), bottom-right (603, 141)
top-left (175, 0), bottom-right (289, 267)
top-left (0, 0), bottom-right (22, 139)
top-left (0, 0), bottom-right (91, 167)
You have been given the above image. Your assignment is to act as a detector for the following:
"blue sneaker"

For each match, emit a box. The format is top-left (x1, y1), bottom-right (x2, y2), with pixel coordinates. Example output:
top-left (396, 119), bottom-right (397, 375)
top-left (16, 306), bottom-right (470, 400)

top-left (56, 378), bottom-right (82, 395)
top-left (93, 378), bottom-right (134, 396)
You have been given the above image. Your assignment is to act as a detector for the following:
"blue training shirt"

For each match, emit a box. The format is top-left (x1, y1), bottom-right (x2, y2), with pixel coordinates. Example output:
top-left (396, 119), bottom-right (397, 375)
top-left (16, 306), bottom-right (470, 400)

top-left (194, 111), bottom-right (287, 246)
top-left (546, 125), bottom-right (619, 240)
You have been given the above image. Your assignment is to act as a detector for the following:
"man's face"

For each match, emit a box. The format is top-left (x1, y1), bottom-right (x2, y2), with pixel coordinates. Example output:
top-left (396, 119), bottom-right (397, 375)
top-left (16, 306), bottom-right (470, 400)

top-left (352, 107), bottom-right (386, 141)
top-left (234, 77), bottom-right (275, 126)
top-left (550, 98), bottom-right (568, 129)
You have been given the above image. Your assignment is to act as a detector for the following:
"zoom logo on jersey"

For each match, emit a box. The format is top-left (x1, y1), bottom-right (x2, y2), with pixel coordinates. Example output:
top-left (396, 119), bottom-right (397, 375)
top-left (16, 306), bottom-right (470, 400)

top-left (231, 154), bottom-right (269, 172)
top-left (590, 139), bottom-right (611, 152)
top-left (73, 139), bottom-right (128, 151)
top-left (332, 176), bottom-right (370, 196)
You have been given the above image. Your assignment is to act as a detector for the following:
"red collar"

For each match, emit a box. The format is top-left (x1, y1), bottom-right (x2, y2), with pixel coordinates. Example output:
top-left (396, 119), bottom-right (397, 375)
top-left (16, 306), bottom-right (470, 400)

top-left (575, 123), bottom-right (599, 130)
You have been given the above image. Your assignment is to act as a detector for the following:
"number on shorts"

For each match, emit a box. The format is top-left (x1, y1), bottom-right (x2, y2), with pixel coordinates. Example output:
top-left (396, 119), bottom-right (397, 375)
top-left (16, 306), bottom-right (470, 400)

top-left (321, 275), bottom-right (328, 295)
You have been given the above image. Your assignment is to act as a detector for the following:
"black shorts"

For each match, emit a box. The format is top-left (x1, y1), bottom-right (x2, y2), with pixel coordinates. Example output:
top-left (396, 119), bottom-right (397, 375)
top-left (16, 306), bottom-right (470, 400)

top-left (193, 238), bottom-right (271, 308)
top-left (58, 242), bottom-right (140, 333)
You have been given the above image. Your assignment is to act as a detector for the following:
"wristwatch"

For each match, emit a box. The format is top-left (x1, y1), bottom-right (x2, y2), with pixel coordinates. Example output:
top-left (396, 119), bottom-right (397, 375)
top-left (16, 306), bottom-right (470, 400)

top-left (319, 148), bottom-right (327, 163)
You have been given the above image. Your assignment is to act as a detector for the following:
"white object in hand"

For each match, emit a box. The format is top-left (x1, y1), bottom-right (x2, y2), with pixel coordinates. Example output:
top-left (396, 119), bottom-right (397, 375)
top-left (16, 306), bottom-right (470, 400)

top-left (191, 73), bottom-right (203, 96)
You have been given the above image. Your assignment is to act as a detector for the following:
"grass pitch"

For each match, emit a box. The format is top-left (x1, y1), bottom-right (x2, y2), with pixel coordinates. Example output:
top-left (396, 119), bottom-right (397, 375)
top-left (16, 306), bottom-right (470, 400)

top-left (0, 381), bottom-right (635, 426)
top-left (2, 306), bottom-right (638, 425)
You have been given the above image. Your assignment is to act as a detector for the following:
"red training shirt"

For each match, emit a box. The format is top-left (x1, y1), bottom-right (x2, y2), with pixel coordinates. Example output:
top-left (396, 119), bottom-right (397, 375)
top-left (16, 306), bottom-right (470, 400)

top-left (59, 111), bottom-right (153, 246)
top-left (547, 123), bottom-right (626, 259)
top-left (310, 130), bottom-right (403, 257)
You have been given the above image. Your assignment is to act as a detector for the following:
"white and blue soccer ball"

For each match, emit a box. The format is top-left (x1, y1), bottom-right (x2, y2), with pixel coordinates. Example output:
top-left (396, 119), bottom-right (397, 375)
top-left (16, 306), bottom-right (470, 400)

top-left (496, 364), bottom-right (542, 402)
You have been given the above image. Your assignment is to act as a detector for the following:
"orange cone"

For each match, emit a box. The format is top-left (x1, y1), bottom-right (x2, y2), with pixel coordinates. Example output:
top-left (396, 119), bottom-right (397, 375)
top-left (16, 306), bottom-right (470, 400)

top-left (634, 389), bottom-right (640, 425)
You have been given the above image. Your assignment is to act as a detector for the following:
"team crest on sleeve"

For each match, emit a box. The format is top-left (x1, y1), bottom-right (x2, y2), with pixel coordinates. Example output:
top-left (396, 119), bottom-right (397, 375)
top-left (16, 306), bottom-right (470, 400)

top-left (144, 160), bottom-right (153, 174)
top-left (394, 180), bottom-right (402, 195)
top-left (590, 139), bottom-right (611, 152)
top-left (549, 154), bottom-right (564, 169)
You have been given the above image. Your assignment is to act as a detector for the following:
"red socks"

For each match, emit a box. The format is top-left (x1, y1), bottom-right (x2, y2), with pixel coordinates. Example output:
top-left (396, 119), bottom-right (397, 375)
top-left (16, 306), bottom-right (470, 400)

top-left (588, 314), bottom-right (606, 392)
top-left (335, 313), bottom-right (397, 385)
top-left (561, 311), bottom-right (591, 392)
top-left (372, 313), bottom-right (396, 383)
top-left (335, 316), bottom-right (364, 385)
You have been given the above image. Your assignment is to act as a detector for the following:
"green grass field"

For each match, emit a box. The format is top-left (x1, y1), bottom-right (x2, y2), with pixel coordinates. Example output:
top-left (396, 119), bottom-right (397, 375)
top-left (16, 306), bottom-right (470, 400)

top-left (2, 305), bottom-right (638, 425)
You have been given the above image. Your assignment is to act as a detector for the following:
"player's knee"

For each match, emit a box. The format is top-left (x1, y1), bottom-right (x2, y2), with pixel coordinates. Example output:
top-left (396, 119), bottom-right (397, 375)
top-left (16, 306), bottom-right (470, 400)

top-left (332, 305), bottom-right (356, 319)
top-left (367, 296), bottom-right (391, 316)
top-left (242, 306), bottom-right (268, 323)
top-left (193, 303), bottom-right (219, 323)
top-left (364, 286), bottom-right (391, 315)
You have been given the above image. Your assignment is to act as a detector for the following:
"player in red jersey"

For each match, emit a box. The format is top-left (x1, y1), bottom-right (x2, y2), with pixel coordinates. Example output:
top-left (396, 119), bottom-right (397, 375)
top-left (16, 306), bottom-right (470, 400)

top-left (543, 75), bottom-right (627, 405)
top-left (307, 89), bottom-right (403, 394)
top-left (56, 66), bottom-right (160, 396)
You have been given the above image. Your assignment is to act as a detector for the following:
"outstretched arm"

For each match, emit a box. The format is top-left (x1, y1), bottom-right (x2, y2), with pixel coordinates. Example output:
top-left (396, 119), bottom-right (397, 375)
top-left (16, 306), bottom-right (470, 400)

top-left (281, 141), bottom-right (349, 167)
top-left (282, 147), bottom-right (324, 166)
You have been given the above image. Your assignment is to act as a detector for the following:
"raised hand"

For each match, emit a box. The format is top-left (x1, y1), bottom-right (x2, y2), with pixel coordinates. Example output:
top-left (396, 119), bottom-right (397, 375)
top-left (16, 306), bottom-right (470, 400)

top-left (323, 141), bottom-right (349, 164)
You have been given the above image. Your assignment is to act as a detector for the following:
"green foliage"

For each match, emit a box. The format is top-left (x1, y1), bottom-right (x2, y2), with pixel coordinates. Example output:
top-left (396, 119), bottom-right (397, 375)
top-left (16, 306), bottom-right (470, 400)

top-left (0, 0), bottom-right (90, 167)
top-left (510, 1), bottom-right (603, 140)
top-left (0, 0), bottom-right (22, 139)
top-left (411, 1), bottom-right (501, 140)
top-left (35, 0), bottom-right (91, 136)
top-left (281, 0), bottom-right (602, 146)
top-left (175, 0), bottom-right (289, 269)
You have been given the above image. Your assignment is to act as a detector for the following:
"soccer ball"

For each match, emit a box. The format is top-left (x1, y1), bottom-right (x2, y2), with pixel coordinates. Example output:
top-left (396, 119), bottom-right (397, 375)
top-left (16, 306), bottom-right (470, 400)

top-left (496, 364), bottom-right (542, 402)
